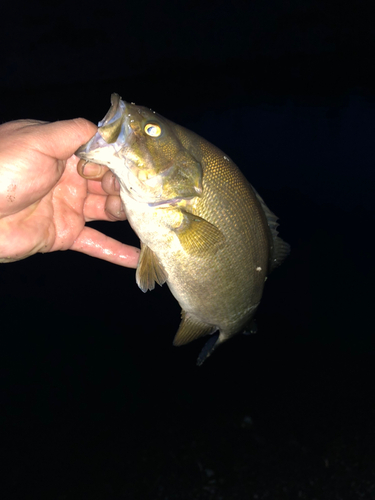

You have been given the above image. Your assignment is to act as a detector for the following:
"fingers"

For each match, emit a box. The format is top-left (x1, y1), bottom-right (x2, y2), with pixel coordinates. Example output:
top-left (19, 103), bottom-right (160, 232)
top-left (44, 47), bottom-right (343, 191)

top-left (77, 159), bottom-right (109, 196)
top-left (78, 158), bottom-right (125, 220)
top-left (105, 195), bottom-right (126, 220)
top-left (77, 158), bottom-right (105, 180)
top-left (78, 159), bottom-right (121, 195)
top-left (101, 170), bottom-right (121, 195)
top-left (70, 226), bottom-right (140, 268)
top-left (83, 193), bottom-right (126, 221)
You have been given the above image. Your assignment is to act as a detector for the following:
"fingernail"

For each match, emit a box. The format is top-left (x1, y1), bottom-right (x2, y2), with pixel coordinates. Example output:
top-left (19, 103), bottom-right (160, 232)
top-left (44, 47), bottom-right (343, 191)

top-left (82, 162), bottom-right (102, 178)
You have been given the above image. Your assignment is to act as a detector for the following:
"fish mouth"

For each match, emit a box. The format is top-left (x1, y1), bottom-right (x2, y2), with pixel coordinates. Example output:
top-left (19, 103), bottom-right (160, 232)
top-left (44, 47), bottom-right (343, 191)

top-left (75, 94), bottom-right (152, 202)
top-left (75, 93), bottom-right (129, 165)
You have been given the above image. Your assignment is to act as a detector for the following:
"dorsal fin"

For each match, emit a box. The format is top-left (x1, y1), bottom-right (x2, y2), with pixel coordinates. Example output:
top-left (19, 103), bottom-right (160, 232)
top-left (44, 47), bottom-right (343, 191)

top-left (136, 242), bottom-right (168, 292)
top-left (270, 235), bottom-right (291, 271)
top-left (253, 187), bottom-right (290, 271)
top-left (173, 311), bottom-right (217, 346)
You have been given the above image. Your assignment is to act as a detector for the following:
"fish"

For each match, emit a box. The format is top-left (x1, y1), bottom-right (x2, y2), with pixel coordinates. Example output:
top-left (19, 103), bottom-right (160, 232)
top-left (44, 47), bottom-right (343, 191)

top-left (75, 93), bottom-right (290, 365)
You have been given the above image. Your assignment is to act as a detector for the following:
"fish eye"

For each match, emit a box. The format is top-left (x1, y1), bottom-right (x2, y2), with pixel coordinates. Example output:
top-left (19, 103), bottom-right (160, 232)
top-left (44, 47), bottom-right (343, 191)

top-left (144, 123), bottom-right (162, 137)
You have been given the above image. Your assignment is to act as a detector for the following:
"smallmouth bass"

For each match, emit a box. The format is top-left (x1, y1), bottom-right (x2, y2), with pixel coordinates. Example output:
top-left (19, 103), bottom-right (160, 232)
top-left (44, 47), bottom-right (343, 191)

top-left (76, 94), bottom-right (290, 364)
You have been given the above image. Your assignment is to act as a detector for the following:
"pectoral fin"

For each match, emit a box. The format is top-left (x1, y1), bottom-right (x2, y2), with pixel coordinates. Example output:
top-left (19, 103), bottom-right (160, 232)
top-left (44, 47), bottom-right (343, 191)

top-left (136, 242), bottom-right (168, 292)
top-left (173, 311), bottom-right (217, 346)
top-left (174, 212), bottom-right (225, 255)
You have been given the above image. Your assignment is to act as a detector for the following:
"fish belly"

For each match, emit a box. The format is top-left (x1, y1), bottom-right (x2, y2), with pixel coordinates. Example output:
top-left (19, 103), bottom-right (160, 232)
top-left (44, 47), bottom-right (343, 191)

top-left (121, 189), bottom-right (269, 340)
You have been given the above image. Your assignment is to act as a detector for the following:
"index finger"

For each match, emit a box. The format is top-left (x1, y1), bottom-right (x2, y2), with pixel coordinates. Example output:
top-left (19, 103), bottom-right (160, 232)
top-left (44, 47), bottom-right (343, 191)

top-left (77, 159), bottom-right (109, 195)
top-left (77, 158), bottom-right (109, 181)
top-left (77, 159), bottom-right (121, 196)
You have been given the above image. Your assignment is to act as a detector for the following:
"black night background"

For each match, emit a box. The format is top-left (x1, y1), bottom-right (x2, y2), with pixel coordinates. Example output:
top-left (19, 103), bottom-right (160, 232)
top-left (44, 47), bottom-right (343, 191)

top-left (1, 1), bottom-right (375, 499)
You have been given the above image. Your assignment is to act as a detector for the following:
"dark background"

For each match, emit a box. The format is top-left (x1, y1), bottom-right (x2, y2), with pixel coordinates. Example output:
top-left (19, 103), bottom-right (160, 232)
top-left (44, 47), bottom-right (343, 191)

top-left (1, 1), bottom-right (375, 499)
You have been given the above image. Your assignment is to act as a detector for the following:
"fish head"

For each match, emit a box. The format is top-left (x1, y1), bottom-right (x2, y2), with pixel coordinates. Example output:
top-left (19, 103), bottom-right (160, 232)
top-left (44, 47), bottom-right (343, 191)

top-left (75, 93), bottom-right (203, 205)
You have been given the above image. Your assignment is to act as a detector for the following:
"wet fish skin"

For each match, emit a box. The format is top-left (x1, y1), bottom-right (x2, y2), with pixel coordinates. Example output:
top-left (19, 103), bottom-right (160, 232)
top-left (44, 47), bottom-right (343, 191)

top-left (76, 94), bottom-right (290, 364)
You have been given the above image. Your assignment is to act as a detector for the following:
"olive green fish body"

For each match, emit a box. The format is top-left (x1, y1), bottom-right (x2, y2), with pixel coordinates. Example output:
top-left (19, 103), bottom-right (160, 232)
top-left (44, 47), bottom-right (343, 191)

top-left (76, 94), bottom-right (289, 363)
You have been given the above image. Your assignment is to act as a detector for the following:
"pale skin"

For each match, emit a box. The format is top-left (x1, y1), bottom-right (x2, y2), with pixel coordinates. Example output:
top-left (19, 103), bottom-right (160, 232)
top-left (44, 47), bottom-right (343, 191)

top-left (0, 118), bottom-right (140, 267)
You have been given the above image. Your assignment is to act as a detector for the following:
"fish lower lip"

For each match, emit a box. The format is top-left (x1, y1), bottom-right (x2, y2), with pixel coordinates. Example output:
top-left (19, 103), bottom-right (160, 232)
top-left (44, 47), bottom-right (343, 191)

top-left (75, 144), bottom-right (87, 157)
top-left (75, 135), bottom-right (97, 158)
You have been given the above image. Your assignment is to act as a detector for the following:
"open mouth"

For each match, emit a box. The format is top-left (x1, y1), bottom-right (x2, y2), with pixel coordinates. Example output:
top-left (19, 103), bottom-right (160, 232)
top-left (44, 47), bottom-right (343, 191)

top-left (75, 93), bottom-right (129, 165)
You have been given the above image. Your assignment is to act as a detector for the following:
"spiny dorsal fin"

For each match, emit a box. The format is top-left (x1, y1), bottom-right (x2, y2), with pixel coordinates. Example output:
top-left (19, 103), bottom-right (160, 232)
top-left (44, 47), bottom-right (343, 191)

top-left (252, 187), bottom-right (290, 271)
top-left (136, 242), bottom-right (168, 292)
top-left (173, 311), bottom-right (217, 346)
top-left (174, 212), bottom-right (225, 255)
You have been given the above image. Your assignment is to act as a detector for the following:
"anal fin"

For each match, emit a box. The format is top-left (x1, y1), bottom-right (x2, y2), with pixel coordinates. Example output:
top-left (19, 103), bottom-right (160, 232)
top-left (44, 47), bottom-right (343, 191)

top-left (173, 311), bottom-right (217, 346)
top-left (136, 242), bottom-right (168, 292)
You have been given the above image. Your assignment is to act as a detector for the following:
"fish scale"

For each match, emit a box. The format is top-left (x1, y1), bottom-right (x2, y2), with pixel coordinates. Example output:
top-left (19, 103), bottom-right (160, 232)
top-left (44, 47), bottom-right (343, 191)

top-left (76, 93), bottom-right (290, 364)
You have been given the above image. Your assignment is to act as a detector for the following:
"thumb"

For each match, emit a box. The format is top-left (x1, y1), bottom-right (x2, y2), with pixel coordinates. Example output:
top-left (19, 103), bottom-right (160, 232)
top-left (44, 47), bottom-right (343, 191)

top-left (33, 118), bottom-right (98, 160)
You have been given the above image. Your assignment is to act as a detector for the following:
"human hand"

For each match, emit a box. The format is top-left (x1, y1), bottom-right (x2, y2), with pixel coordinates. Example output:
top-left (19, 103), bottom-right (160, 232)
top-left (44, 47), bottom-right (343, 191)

top-left (0, 119), bottom-right (139, 266)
